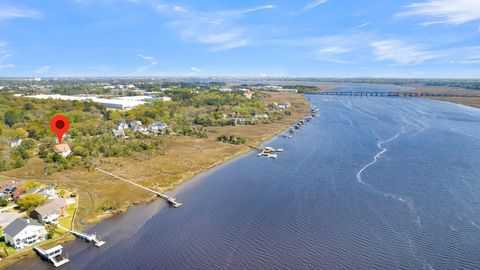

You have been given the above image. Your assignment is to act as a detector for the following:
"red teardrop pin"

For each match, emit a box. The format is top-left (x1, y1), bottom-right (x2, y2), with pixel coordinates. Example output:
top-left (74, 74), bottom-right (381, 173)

top-left (50, 115), bottom-right (70, 144)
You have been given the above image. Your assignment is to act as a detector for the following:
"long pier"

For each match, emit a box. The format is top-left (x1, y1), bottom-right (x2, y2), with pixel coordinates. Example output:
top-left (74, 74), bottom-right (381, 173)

top-left (95, 168), bottom-right (183, 207)
top-left (70, 230), bottom-right (105, 247)
top-left (309, 91), bottom-right (480, 98)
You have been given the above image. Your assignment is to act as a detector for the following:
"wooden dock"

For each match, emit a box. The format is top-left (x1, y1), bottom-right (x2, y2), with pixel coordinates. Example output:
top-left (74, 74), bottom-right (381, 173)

top-left (70, 230), bottom-right (105, 247)
top-left (33, 245), bottom-right (69, 267)
top-left (95, 168), bottom-right (183, 208)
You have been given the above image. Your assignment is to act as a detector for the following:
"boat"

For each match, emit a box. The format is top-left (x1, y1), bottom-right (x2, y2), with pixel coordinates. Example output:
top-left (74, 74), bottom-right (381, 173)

top-left (264, 147), bottom-right (275, 153)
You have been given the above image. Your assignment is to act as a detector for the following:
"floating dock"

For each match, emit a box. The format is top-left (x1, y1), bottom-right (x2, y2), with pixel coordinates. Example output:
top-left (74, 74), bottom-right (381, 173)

top-left (257, 147), bottom-right (284, 158)
top-left (70, 230), bottom-right (105, 247)
top-left (33, 245), bottom-right (69, 267)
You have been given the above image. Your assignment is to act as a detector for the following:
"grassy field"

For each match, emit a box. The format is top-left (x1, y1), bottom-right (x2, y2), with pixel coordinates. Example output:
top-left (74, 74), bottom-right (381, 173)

top-left (0, 91), bottom-right (310, 228)
top-left (401, 86), bottom-right (480, 108)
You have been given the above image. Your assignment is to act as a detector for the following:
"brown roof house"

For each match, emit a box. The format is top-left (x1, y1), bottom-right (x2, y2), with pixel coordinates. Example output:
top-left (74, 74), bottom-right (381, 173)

top-left (54, 143), bottom-right (71, 158)
top-left (29, 198), bottom-right (67, 224)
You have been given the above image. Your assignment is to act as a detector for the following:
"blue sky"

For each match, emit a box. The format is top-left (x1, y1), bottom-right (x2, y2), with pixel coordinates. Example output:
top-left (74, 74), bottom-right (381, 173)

top-left (0, 0), bottom-right (479, 78)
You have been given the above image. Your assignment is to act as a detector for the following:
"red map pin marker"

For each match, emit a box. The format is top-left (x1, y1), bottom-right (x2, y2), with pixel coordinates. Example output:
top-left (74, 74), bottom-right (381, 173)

top-left (50, 115), bottom-right (70, 144)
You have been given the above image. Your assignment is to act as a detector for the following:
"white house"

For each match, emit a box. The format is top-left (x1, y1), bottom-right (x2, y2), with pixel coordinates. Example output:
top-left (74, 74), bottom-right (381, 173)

top-left (54, 143), bottom-right (71, 158)
top-left (148, 121), bottom-right (169, 134)
top-left (9, 138), bottom-right (23, 148)
top-left (21, 185), bottom-right (59, 199)
top-left (4, 218), bottom-right (47, 249)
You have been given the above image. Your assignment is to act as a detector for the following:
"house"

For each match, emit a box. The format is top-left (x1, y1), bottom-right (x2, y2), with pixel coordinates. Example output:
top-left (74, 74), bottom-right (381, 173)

top-left (21, 185), bottom-right (59, 199)
top-left (4, 218), bottom-right (47, 249)
top-left (9, 138), bottom-right (23, 148)
top-left (278, 102), bottom-right (290, 109)
top-left (243, 91), bottom-right (253, 99)
top-left (54, 143), bottom-right (71, 157)
top-left (0, 212), bottom-right (21, 229)
top-left (30, 198), bottom-right (67, 224)
top-left (253, 114), bottom-right (270, 121)
top-left (230, 118), bottom-right (246, 125)
top-left (116, 122), bottom-right (129, 131)
top-left (129, 120), bottom-right (147, 133)
top-left (157, 96), bottom-right (172, 102)
top-left (112, 129), bottom-right (126, 138)
top-left (148, 121), bottom-right (169, 134)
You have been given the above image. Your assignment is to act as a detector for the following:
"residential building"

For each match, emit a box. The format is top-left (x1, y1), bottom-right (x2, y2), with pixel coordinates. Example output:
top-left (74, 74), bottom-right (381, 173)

top-left (278, 102), bottom-right (291, 109)
top-left (148, 121), bottom-right (169, 134)
top-left (30, 198), bottom-right (68, 224)
top-left (230, 118), bottom-right (246, 125)
top-left (253, 114), bottom-right (270, 121)
top-left (9, 138), bottom-right (23, 148)
top-left (4, 218), bottom-right (47, 249)
top-left (116, 122), bottom-right (129, 131)
top-left (54, 143), bottom-right (71, 157)
top-left (129, 120), bottom-right (147, 133)
top-left (112, 129), bottom-right (126, 138)
top-left (21, 185), bottom-right (59, 199)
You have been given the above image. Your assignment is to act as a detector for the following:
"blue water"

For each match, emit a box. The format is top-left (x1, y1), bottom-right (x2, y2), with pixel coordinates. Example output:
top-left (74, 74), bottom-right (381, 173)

top-left (9, 87), bottom-right (480, 269)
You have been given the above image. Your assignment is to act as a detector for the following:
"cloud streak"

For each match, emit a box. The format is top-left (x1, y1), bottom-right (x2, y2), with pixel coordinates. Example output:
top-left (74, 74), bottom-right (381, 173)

top-left (371, 39), bottom-right (439, 64)
top-left (395, 0), bottom-right (480, 25)
top-left (157, 3), bottom-right (275, 51)
top-left (35, 65), bottom-right (52, 74)
top-left (303, 0), bottom-right (327, 11)
top-left (0, 2), bottom-right (41, 20)
top-left (136, 54), bottom-right (157, 73)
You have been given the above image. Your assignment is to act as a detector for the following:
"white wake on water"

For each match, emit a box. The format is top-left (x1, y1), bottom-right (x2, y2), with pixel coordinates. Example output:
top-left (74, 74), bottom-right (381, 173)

top-left (356, 130), bottom-right (423, 228)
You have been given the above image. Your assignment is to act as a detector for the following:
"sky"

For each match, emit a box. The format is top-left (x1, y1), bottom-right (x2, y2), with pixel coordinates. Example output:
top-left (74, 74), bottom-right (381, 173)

top-left (0, 0), bottom-right (480, 78)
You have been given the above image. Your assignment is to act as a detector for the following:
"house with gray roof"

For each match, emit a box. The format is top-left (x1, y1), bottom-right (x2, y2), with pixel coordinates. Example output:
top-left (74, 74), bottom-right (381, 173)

top-left (30, 198), bottom-right (67, 224)
top-left (21, 185), bottom-right (59, 199)
top-left (4, 218), bottom-right (47, 249)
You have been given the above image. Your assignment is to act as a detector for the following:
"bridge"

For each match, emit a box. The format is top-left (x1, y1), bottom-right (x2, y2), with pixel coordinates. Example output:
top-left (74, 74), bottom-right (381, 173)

top-left (308, 91), bottom-right (480, 98)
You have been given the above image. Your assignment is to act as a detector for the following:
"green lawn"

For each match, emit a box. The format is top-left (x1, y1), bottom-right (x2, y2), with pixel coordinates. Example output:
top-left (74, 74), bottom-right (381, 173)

top-left (57, 202), bottom-right (76, 231)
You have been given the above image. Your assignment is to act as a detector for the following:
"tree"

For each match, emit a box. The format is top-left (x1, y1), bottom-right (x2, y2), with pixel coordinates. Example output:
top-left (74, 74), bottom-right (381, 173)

top-left (24, 180), bottom-right (41, 191)
top-left (4, 111), bottom-right (19, 127)
top-left (16, 194), bottom-right (46, 212)
top-left (0, 199), bottom-right (8, 207)
top-left (23, 103), bottom-right (34, 110)
top-left (45, 223), bottom-right (57, 238)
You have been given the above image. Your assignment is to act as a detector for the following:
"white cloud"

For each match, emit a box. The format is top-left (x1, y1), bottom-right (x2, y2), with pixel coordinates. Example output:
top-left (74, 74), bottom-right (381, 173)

top-left (352, 22), bottom-right (371, 29)
top-left (35, 65), bottom-right (51, 74)
top-left (0, 2), bottom-right (41, 20)
top-left (303, 0), bottom-right (327, 11)
top-left (0, 63), bottom-right (15, 70)
top-left (0, 42), bottom-right (14, 70)
top-left (371, 39), bottom-right (439, 64)
top-left (157, 4), bottom-right (275, 51)
top-left (136, 54), bottom-right (157, 73)
top-left (395, 0), bottom-right (480, 25)
top-left (221, 5), bottom-right (276, 16)
top-left (190, 67), bottom-right (201, 72)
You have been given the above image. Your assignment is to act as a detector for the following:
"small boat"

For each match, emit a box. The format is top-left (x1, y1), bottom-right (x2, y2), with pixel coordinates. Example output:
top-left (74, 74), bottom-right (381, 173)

top-left (264, 147), bottom-right (275, 153)
top-left (266, 154), bottom-right (277, 159)
top-left (275, 148), bottom-right (284, 152)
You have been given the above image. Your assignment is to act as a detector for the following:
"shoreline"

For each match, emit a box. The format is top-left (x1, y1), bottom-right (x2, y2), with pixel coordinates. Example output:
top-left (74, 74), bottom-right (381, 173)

top-left (0, 92), bottom-right (311, 267)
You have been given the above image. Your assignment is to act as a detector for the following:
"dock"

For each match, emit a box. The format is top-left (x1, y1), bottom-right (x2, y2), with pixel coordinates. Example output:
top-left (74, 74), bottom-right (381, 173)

top-left (95, 168), bottom-right (183, 208)
top-left (33, 245), bottom-right (69, 267)
top-left (70, 230), bottom-right (105, 247)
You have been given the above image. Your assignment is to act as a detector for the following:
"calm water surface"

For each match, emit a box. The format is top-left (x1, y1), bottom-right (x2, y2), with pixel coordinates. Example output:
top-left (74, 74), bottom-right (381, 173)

top-left (9, 85), bottom-right (480, 269)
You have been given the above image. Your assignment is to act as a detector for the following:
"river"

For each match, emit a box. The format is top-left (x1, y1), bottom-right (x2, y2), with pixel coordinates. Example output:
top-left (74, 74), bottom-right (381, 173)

top-left (9, 85), bottom-right (480, 269)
